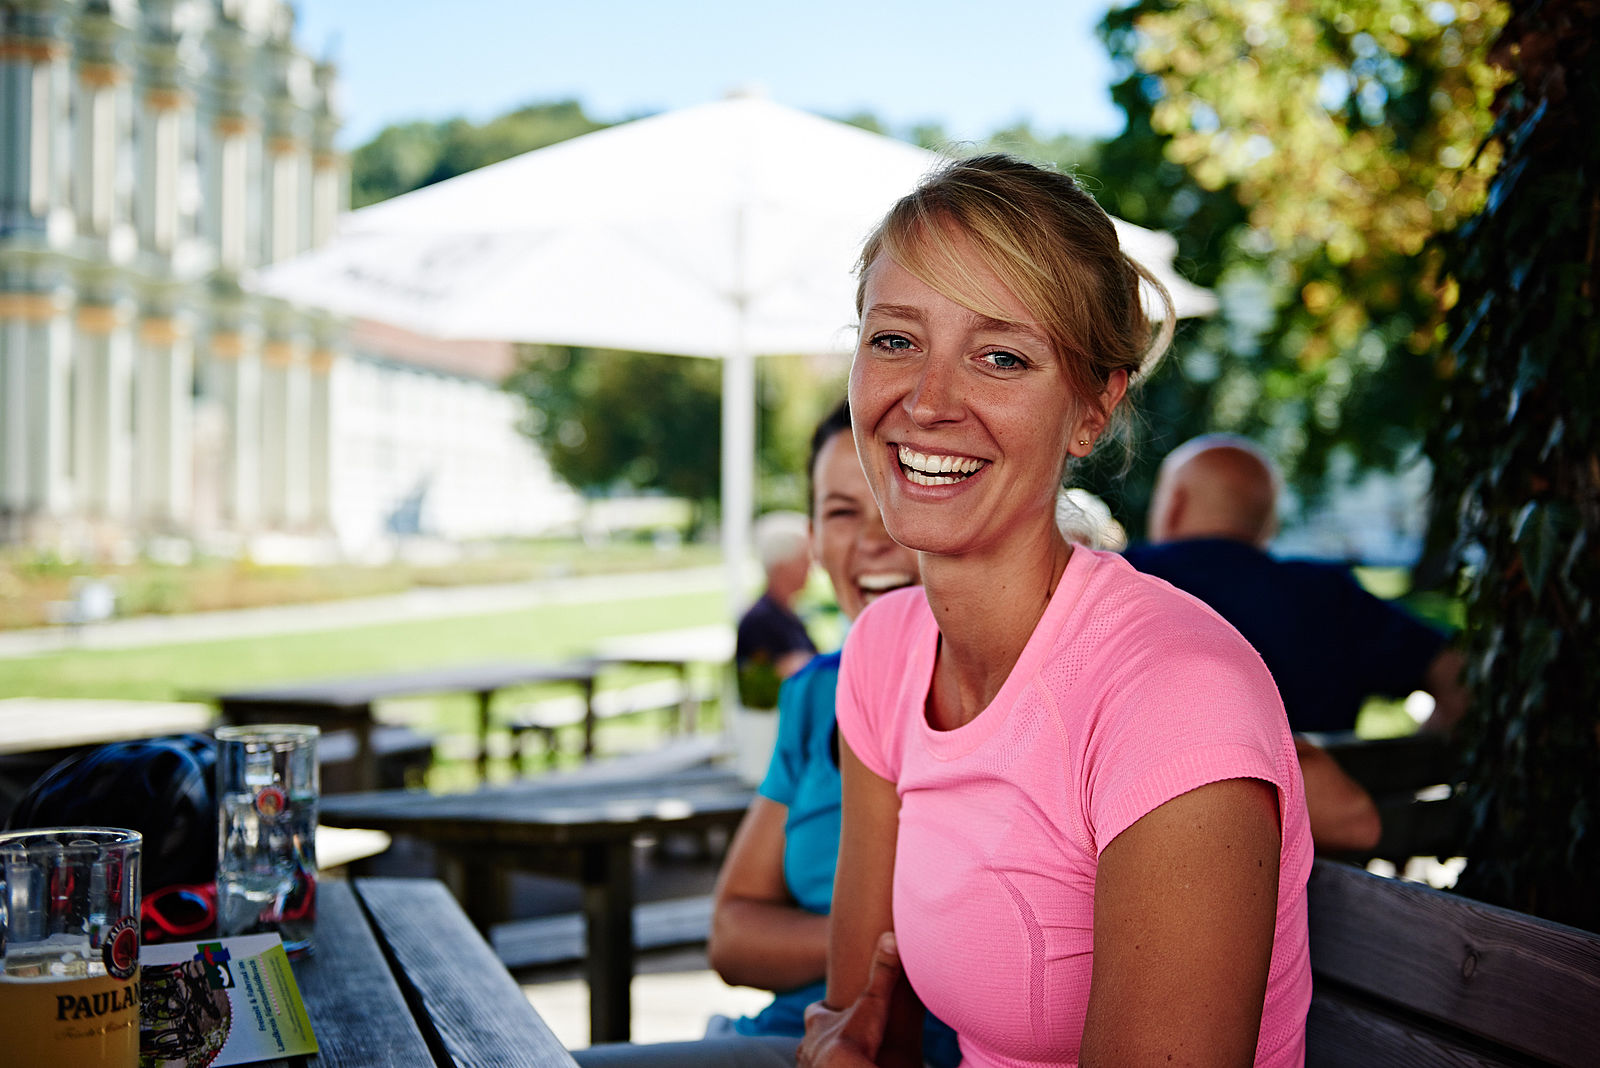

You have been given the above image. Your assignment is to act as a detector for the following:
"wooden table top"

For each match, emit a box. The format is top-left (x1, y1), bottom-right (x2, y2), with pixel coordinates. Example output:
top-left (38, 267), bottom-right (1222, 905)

top-left (268, 877), bottom-right (577, 1067)
top-left (210, 660), bottom-right (600, 711)
top-left (319, 764), bottom-right (754, 846)
top-left (0, 698), bottom-right (216, 755)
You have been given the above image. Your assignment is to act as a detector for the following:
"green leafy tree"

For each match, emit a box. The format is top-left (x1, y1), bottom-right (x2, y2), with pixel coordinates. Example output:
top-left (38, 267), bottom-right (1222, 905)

top-left (503, 347), bottom-right (844, 533)
top-left (505, 347), bottom-right (724, 532)
top-left (1428, 0), bottom-right (1600, 929)
top-left (349, 100), bottom-right (610, 208)
top-left (1087, 0), bottom-right (1505, 537)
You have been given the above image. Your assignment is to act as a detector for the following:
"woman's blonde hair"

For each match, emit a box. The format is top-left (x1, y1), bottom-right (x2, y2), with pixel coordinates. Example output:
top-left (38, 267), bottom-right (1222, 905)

top-left (855, 154), bottom-right (1175, 433)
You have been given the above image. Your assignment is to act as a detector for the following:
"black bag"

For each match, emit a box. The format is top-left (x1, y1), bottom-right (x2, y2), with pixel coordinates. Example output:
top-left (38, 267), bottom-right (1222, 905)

top-left (6, 733), bottom-right (217, 891)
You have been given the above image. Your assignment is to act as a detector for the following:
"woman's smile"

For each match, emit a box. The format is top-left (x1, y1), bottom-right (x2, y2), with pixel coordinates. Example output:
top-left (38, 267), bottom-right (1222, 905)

top-left (895, 445), bottom-right (988, 486)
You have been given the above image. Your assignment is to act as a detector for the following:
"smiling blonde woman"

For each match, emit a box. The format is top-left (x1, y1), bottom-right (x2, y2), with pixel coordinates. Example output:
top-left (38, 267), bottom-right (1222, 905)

top-left (801, 156), bottom-right (1312, 1068)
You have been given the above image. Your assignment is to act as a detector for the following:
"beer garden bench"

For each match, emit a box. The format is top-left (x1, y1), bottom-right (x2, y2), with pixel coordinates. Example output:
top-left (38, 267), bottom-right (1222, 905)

top-left (1305, 858), bottom-right (1600, 1067)
top-left (507, 675), bottom-right (718, 766)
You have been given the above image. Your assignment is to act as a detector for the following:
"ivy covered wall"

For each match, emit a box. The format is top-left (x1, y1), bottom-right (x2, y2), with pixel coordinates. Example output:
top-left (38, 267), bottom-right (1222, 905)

top-left (1430, 0), bottom-right (1600, 929)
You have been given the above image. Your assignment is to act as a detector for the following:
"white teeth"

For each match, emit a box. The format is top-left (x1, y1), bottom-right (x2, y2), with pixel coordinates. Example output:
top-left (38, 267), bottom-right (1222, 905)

top-left (905, 469), bottom-right (964, 486)
top-left (897, 445), bottom-right (984, 483)
top-left (858, 572), bottom-right (915, 591)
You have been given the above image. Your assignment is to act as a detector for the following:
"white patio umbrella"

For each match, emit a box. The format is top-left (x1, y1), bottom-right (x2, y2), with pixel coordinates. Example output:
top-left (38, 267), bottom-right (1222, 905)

top-left (253, 93), bottom-right (1216, 610)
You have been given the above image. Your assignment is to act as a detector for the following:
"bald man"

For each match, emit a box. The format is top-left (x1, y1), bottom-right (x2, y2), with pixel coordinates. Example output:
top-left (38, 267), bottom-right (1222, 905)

top-left (1125, 436), bottom-right (1469, 853)
top-left (1129, 435), bottom-right (1467, 736)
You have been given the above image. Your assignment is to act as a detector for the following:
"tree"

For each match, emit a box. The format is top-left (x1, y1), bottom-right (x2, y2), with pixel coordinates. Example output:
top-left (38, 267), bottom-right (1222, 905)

top-left (1088, 1), bottom-right (1505, 537)
top-left (1428, 0), bottom-right (1600, 929)
top-left (349, 100), bottom-right (610, 208)
top-left (503, 347), bottom-right (847, 533)
top-left (505, 347), bottom-right (724, 532)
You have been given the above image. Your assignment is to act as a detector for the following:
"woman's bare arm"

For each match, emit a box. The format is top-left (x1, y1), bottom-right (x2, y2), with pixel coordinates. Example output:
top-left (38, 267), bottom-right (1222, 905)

top-left (1080, 777), bottom-right (1281, 1067)
top-left (799, 738), bottom-right (920, 1068)
top-left (708, 796), bottom-right (830, 990)
top-left (825, 739), bottom-right (903, 1006)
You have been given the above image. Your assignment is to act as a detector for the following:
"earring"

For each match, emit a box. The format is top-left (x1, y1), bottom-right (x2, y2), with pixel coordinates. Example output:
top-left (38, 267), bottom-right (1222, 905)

top-left (1078, 439), bottom-right (1091, 447)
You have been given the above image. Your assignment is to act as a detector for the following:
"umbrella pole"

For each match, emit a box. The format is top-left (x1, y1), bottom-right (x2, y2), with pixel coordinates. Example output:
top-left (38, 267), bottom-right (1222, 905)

top-left (720, 346), bottom-right (756, 621)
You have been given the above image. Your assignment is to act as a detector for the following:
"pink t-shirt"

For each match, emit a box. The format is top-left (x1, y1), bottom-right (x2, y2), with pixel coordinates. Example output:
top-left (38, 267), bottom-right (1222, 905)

top-left (837, 548), bottom-right (1312, 1068)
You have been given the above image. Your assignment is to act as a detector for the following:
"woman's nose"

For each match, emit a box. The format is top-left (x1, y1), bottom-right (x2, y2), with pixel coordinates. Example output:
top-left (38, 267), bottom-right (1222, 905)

top-left (907, 354), bottom-right (963, 426)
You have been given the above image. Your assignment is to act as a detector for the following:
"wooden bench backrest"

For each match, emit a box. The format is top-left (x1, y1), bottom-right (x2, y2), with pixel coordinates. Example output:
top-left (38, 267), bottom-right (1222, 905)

top-left (1307, 858), bottom-right (1600, 1067)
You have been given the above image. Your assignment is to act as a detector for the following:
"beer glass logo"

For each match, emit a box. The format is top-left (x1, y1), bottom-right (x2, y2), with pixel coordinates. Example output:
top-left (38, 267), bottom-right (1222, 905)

top-left (254, 785), bottom-right (288, 821)
top-left (104, 916), bottom-right (139, 979)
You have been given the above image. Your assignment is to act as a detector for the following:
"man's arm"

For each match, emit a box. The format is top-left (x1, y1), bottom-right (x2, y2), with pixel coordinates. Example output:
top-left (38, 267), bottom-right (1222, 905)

top-left (1294, 736), bottom-right (1381, 852)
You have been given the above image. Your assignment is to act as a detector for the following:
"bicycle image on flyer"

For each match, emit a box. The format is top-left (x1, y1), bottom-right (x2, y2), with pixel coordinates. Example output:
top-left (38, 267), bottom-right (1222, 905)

top-left (140, 959), bottom-right (231, 1068)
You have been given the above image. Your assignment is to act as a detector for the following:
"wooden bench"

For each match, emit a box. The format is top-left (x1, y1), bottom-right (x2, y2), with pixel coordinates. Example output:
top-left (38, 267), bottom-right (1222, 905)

top-left (508, 676), bottom-right (717, 766)
top-left (1306, 858), bottom-right (1600, 1066)
top-left (492, 894), bottom-right (713, 970)
top-left (319, 724), bottom-right (436, 793)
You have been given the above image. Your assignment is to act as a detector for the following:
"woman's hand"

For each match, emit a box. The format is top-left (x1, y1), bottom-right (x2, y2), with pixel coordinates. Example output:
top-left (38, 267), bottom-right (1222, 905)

top-left (799, 932), bottom-right (915, 1067)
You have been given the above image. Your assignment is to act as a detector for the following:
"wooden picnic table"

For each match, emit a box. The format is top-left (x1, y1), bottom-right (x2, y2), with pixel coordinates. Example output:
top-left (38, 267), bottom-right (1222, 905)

top-left (271, 876), bottom-right (576, 1067)
top-left (318, 751), bottom-right (753, 1045)
top-left (580, 624), bottom-right (735, 738)
top-left (0, 697), bottom-right (216, 755)
top-left (209, 661), bottom-right (600, 790)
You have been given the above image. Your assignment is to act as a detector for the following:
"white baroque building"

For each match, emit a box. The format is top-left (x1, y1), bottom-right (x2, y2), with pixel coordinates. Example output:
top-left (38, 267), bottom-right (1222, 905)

top-left (0, 0), bottom-right (577, 557)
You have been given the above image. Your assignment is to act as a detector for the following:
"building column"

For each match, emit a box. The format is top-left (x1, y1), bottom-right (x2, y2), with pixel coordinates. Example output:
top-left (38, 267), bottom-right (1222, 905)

top-left (135, 312), bottom-right (193, 528)
top-left (74, 300), bottom-right (136, 521)
top-left (306, 344), bottom-right (335, 530)
top-left (259, 337), bottom-right (293, 528)
top-left (0, 20), bottom-right (72, 239)
top-left (1, 293), bottom-right (74, 525)
top-left (283, 342), bottom-right (311, 528)
top-left (1, 307), bottom-right (32, 520)
top-left (208, 327), bottom-right (262, 530)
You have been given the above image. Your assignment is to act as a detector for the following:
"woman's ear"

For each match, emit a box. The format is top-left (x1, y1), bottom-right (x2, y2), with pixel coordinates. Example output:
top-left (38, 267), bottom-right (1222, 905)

top-left (1099, 369), bottom-right (1130, 419)
top-left (1069, 370), bottom-right (1129, 456)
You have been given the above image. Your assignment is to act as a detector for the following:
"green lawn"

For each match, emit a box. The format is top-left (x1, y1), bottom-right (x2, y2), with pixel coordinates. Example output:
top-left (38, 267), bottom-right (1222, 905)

top-left (0, 588), bottom-right (735, 786)
top-left (0, 589), bottom-right (728, 701)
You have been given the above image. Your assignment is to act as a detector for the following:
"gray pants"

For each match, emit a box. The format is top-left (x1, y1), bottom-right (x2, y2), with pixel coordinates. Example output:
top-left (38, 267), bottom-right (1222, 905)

top-left (571, 1034), bottom-right (800, 1068)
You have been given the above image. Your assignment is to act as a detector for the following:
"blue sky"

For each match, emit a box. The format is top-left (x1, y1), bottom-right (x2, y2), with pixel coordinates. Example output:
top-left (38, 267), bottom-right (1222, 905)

top-left (292, 1), bottom-right (1126, 149)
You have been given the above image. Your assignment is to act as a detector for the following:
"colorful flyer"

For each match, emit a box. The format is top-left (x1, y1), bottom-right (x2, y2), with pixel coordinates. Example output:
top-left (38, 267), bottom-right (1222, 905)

top-left (139, 934), bottom-right (318, 1067)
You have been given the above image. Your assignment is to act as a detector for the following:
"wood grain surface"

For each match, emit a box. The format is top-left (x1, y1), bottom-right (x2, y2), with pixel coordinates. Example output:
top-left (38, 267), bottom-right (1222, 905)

top-left (1308, 859), bottom-right (1600, 1066)
top-left (282, 880), bottom-right (436, 1067)
top-left (356, 878), bottom-right (579, 1068)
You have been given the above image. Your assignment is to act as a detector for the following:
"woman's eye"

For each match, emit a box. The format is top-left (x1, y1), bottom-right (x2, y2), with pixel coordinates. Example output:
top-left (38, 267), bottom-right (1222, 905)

top-left (871, 333), bottom-right (914, 352)
top-left (983, 350), bottom-right (1026, 370)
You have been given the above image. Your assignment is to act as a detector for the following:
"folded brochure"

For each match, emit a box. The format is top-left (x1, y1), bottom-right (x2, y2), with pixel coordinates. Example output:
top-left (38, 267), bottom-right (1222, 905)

top-left (140, 934), bottom-right (318, 1067)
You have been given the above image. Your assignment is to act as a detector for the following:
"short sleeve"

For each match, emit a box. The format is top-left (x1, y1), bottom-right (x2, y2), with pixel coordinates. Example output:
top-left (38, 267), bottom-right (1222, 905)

top-left (1078, 602), bottom-right (1299, 853)
top-left (834, 590), bottom-right (925, 785)
top-left (759, 661), bottom-right (821, 806)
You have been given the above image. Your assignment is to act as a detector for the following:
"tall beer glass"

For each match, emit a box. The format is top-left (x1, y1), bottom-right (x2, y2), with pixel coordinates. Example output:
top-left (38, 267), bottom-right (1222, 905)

top-left (0, 827), bottom-right (142, 1068)
top-left (216, 724), bottom-right (319, 957)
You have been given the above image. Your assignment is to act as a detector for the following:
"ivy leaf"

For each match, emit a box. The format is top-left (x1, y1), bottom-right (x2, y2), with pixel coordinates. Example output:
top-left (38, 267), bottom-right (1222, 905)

top-left (1513, 501), bottom-right (1563, 594)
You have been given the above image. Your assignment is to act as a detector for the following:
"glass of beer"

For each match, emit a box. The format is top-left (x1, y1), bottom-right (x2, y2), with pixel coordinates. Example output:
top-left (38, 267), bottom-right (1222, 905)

top-left (0, 827), bottom-right (143, 1068)
top-left (215, 724), bottom-right (319, 957)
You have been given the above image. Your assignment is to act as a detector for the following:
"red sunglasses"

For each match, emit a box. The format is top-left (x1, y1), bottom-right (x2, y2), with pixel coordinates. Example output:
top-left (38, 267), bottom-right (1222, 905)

top-left (141, 882), bottom-right (217, 942)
